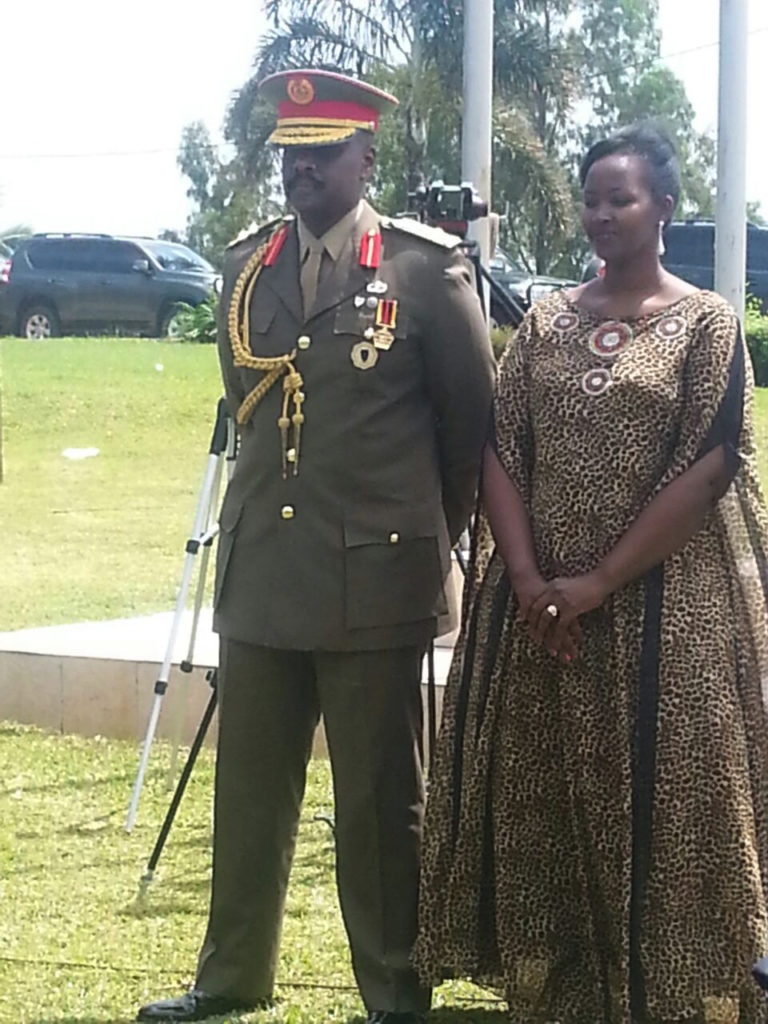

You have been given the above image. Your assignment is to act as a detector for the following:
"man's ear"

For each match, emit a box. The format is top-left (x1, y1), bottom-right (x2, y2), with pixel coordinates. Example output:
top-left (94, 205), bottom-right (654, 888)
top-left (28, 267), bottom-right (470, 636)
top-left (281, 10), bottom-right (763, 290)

top-left (361, 144), bottom-right (376, 183)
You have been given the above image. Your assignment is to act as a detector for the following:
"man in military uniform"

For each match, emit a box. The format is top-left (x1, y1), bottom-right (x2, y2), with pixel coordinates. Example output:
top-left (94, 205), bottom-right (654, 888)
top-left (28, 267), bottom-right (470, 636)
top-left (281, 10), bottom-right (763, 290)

top-left (138, 69), bottom-right (494, 1024)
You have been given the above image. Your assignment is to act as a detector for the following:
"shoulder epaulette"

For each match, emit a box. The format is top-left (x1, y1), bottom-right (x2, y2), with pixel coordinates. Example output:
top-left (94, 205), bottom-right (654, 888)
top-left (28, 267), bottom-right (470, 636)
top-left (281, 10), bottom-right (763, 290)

top-left (380, 216), bottom-right (461, 250)
top-left (226, 215), bottom-right (294, 251)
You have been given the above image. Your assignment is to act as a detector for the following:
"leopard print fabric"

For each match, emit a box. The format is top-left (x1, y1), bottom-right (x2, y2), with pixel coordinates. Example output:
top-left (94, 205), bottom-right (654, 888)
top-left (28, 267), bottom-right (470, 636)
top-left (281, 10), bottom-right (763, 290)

top-left (414, 290), bottom-right (768, 1024)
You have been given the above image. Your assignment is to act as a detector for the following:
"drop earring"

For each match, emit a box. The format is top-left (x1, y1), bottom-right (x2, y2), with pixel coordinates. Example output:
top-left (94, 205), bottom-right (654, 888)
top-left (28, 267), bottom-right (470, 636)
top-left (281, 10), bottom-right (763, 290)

top-left (658, 220), bottom-right (666, 257)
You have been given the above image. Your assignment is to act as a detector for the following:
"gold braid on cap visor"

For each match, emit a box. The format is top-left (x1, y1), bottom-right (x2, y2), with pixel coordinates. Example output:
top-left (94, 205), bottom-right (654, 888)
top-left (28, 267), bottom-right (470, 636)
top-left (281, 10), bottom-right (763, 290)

top-left (269, 117), bottom-right (375, 147)
top-left (227, 228), bottom-right (305, 479)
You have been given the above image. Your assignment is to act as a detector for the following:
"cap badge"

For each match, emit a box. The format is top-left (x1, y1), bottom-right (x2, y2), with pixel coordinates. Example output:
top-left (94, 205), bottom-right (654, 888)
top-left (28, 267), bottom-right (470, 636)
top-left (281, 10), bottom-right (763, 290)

top-left (287, 76), bottom-right (315, 105)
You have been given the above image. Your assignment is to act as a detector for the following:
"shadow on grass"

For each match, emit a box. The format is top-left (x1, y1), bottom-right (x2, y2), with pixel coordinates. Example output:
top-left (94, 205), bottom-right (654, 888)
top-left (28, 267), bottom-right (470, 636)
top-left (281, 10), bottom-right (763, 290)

top-left (335, 1011), bottom-right (506, 1024)
top-left (0, 770), bottom-right (138, 800)
top-left (428, 1010), bottom-right (507, 1022)
top-left (29, 1018), bottom-right (136, 1024)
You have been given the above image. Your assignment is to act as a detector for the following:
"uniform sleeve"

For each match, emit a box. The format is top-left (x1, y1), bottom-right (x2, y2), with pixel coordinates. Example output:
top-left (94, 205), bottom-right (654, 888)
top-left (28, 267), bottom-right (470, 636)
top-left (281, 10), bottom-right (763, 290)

top-left (490, 311), bottom-right (534, 504)
top-left (216, 250), bottom-right (247, 422)
top-left (657, 300), bottom-right (744, 490)
top-left (418, 247), bottom-right (496, 545)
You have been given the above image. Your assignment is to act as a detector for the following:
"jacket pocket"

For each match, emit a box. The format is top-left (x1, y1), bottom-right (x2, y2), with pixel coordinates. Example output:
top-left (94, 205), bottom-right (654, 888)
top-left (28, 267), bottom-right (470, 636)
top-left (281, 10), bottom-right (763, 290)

top-left (214, 496), bottom-right (244, 609)
top-left (343, 505), bottom-right (448, 629)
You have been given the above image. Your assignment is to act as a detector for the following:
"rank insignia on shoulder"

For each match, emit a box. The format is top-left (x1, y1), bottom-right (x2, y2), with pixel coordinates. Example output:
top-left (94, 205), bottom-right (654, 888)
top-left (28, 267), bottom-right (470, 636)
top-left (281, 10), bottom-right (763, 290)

top-left (226, 215), bottom-right (293, 251)
top-left (380, 216), bottom-right (461, 249)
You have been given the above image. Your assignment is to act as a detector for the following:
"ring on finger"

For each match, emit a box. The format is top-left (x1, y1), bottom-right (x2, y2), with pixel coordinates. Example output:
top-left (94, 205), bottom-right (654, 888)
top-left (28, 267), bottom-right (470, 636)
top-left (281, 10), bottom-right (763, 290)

top-left (546, 603), bottom-right (559, 619)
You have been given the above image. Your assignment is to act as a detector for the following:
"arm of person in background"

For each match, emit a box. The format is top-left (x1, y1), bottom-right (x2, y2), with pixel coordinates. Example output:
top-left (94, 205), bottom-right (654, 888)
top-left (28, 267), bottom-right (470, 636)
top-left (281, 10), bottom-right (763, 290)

top-left (419, 246), bottom-right (496, 546)
top-left (529, 303), bottom-right (744, 657)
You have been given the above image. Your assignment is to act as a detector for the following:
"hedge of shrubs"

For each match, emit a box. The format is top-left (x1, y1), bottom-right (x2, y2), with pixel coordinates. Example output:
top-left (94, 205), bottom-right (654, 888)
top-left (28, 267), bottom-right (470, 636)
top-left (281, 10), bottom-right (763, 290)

top-left (746, 300), bottom-right (768, 386)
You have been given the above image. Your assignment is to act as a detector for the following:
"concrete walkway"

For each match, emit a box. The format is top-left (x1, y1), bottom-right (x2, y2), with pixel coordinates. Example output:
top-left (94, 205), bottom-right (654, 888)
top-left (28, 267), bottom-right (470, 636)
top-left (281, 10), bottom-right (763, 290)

top-left (0, 610), bottom-right (454, 749)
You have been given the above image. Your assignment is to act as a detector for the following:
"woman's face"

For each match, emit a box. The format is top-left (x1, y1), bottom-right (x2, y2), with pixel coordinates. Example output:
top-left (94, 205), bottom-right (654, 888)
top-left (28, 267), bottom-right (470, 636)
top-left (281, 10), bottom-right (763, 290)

top-left (581, 152), bottom-right (671, 265)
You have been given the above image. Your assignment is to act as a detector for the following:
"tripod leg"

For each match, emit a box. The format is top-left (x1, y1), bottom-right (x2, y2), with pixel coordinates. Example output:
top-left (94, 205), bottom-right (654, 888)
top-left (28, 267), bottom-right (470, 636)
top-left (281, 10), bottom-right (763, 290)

top-left (167, 454), bottom-right (226, 788)
top-left (126, 399), bottom-right (230, 832)
top-left (141, 672), bottom-right (219, 886)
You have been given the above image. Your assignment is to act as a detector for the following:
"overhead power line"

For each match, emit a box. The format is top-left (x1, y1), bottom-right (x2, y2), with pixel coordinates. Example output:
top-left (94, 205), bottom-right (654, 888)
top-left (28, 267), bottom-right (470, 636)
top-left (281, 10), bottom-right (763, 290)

top-left (0, 142), bottom-right (235, 161)
top-left (1, 25), bottom-right (767, 163)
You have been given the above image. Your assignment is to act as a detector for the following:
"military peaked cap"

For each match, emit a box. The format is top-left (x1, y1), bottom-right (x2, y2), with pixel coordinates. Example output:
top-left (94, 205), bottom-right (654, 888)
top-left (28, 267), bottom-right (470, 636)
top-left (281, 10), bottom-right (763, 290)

top-left (259, 68), bottom-right (398, 148)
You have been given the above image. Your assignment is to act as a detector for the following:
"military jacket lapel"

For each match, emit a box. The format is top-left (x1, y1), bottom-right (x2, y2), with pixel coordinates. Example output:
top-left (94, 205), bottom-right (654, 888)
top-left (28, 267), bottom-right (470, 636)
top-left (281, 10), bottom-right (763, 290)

top-left (259, 221), bottom-right (303, 324)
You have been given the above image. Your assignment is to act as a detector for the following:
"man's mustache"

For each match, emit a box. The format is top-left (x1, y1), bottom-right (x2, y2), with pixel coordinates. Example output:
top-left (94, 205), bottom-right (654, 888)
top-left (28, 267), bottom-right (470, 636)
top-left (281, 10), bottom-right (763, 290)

top-left (286, 171), bottom-right (323, 191)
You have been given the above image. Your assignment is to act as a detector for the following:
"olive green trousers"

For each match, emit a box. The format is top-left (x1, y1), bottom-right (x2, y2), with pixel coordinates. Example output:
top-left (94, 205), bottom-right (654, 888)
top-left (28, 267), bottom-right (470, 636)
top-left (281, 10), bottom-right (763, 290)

top-left (195, 638), bottom-right (431, 1014)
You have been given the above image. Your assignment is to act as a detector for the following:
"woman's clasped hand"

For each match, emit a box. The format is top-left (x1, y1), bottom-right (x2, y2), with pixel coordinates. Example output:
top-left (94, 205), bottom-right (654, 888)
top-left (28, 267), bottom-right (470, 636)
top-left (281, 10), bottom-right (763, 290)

top-left (515, 571), bottom-right (608, 662)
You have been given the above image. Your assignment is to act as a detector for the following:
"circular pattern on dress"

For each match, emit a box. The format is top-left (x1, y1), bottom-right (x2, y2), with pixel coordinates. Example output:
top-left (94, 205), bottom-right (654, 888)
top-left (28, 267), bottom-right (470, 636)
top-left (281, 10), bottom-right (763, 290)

top-left (552, 311), bottom-right (580, 333)
top-left (655, 315), bottom-right (688, 342)
top-left (588, 321), bottom-right (633, 358)
top-left (582, 367), bottom-right (613, 396)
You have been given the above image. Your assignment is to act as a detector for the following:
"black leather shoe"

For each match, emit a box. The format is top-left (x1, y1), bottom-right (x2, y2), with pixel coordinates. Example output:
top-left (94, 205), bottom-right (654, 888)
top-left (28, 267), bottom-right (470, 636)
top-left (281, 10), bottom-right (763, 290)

top-left (365, 1013), bottom-right (426, 1024)
top-left (137, 989), bottom-right (253, 1022)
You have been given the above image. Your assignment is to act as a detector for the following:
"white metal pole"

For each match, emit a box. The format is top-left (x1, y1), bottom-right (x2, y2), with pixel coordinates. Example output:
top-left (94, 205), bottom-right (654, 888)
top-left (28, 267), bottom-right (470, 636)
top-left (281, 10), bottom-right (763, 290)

top-left (715, 0), bottom-right (749, 321)
top-left (462, 0), bottom-right (494, 269)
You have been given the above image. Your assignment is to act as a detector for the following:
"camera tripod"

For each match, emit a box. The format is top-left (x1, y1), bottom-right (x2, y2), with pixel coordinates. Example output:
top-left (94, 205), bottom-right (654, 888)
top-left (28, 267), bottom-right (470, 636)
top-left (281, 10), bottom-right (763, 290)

top-left (125, 397), bottom-right (236, 834)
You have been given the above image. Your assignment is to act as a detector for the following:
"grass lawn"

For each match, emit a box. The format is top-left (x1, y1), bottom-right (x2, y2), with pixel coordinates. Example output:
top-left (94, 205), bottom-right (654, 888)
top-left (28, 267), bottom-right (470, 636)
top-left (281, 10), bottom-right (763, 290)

top-left (0, 337), bottom-right (222, 630)
top-left (3, 338), bottom-right (768, 1022)
top-left (3, 334), bottom-right (768, 632)
top-left (0, 725), bottom-right (502, 1024)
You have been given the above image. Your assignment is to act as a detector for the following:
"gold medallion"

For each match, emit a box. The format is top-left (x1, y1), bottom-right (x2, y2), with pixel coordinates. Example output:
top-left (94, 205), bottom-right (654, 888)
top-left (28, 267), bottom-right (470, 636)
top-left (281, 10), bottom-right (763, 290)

top-left (351, 341), bottom-right (379, 370)
top-left (372, 327), bottom-right (395, 351)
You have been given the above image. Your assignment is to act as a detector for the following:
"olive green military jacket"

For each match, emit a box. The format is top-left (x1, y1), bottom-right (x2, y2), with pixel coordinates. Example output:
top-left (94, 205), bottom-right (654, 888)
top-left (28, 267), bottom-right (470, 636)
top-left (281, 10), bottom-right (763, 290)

top-left (213, 200), bottom-right (495, 651)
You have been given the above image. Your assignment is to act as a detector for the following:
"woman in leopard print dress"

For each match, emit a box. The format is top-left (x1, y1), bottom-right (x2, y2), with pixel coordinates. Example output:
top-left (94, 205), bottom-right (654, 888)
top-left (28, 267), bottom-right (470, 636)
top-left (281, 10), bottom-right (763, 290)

top-left (415, 126), bottom-right (768, 1024)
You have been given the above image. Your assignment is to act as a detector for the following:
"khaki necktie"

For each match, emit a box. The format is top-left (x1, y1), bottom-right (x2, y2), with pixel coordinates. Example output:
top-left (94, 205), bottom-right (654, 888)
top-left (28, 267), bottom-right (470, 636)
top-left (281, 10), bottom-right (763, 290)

top-left (301, 238), bottom-right (325, 318)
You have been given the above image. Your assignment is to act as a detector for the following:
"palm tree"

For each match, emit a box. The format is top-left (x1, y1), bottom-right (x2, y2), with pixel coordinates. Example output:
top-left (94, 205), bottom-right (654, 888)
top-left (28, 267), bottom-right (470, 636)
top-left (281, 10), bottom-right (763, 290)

top-left (227, 0), bottom-right (459, 192)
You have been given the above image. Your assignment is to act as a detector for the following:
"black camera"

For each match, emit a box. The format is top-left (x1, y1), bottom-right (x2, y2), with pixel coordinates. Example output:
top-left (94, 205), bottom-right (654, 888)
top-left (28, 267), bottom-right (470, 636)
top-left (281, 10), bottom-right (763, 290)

top-left (406, 181), bottom-right (488, 238)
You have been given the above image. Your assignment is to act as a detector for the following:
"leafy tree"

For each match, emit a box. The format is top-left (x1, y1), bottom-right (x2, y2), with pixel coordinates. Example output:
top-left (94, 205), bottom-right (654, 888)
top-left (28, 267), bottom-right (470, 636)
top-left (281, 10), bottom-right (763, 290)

top-left (176, 121), bottom-right (279, 269)
top-left (187, 0), bottom-right (728, 274)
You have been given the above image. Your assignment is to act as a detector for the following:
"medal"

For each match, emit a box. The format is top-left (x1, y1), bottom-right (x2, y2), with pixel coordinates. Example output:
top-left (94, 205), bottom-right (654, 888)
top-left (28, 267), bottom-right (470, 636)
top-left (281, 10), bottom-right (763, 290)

top-left (354, 295), bottom-right (366, 308)
top-left (375, 298), bottom-right (397, 330)
top-left (366, 280), bottom-right (388, 295)
top-left (351, 341), bottom-right (378, 370)
top-left (372, 298), bottom-right (397, 350)
top-left (372, 327), bottom-right (395, 351)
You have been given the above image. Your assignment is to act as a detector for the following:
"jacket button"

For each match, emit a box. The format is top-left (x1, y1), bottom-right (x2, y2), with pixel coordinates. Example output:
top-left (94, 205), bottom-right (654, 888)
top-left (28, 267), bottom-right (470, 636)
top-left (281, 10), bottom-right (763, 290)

top-left (389, 532), bottom-right (400, 544)
top-left (297, 335), bottom-right (311, 349)
top-left (281, 505), bottom-right (295, 520)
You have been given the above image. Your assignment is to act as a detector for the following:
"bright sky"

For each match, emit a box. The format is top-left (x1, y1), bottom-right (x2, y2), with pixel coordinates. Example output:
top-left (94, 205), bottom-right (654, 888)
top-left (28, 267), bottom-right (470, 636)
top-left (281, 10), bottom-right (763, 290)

top-left (2, 0), bottom-right (768, 239)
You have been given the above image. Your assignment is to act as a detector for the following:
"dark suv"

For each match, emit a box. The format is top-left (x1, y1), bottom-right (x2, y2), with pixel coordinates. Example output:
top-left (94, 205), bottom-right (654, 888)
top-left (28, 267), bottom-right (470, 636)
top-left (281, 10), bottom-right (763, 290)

top-left (662, 220), bottom-right (768, 306)
top-left (0, 234), bottom-right (219, 339)
top-left (581, 220), bottom-right (768, 308)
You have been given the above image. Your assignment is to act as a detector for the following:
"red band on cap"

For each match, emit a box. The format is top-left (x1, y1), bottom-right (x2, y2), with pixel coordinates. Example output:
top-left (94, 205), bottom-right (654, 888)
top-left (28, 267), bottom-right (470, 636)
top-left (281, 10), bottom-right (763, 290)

top-left (277, 99), bottom-right (379, 129)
